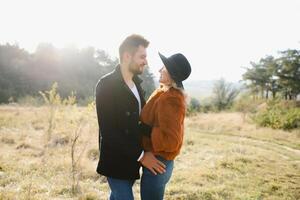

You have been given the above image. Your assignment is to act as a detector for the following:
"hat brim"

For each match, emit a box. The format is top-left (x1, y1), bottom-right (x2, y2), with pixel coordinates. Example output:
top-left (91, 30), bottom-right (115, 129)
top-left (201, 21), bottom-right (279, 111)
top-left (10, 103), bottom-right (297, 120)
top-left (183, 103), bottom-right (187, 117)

top-left (158, 52), bottom-right (171, 72)
top-left (158, 52), bottom-right (184, 89)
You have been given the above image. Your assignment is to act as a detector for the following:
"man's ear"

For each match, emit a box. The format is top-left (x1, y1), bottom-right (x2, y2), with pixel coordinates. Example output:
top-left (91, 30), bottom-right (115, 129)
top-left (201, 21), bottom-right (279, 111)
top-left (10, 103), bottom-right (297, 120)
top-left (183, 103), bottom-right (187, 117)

top-left (124, 52), bottom-right (132, 62)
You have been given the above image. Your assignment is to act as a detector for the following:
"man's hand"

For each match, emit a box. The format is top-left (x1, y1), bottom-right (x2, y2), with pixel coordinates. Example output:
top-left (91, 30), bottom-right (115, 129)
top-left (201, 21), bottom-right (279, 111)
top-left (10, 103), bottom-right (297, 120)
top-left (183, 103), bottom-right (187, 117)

top-left (140, 152), bottom-right (166, 175)
top-left (138, 121), bottom-right (152, 137)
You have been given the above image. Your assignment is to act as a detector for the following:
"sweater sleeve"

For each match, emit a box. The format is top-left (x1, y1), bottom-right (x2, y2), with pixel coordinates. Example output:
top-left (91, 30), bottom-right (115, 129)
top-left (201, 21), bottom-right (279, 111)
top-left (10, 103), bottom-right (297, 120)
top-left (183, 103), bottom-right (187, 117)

top-left (151, 95), bottom-right (185, 152)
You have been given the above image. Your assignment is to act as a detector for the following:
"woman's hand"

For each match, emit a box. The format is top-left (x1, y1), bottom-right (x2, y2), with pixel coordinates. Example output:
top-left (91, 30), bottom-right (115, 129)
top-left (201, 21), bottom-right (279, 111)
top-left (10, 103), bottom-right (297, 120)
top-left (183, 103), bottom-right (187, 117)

top-left (140, 152), bottom-right (166, 175)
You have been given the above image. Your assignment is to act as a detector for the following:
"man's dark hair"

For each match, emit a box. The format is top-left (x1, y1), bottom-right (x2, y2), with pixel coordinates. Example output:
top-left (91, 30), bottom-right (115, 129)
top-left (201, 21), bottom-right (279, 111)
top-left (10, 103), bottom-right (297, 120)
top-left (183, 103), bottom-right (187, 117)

top-left (119, 34), bottom-right (149, 62)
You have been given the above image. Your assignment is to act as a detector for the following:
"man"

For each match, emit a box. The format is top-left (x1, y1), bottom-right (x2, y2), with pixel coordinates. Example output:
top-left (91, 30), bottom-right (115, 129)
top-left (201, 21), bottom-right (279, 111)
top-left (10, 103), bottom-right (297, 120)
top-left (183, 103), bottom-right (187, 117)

top-left (95, 34), bottom-right (166, 200)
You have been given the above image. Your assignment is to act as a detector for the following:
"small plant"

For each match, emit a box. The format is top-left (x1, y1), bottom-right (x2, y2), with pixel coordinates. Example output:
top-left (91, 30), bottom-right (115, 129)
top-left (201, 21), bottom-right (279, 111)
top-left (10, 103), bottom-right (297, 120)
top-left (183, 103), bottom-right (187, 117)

top-left (8, 97), bottom-right (14, 104)
top-left (63, 91), bottom-right (77, 106)
top-left (39, 82), bottom-right (77, 145)
top-left (87, 148), bottom-right (99, 161)
top-left (70, 117), bottom-right (88, 195)
top-left (39, 82), bottom-right (62, 144)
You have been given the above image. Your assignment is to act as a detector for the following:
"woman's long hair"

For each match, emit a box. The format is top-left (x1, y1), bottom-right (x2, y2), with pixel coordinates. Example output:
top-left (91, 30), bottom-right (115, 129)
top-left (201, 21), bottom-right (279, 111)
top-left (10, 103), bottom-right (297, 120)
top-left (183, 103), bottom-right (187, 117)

top-left (160, 80), bottom-right (188, 106)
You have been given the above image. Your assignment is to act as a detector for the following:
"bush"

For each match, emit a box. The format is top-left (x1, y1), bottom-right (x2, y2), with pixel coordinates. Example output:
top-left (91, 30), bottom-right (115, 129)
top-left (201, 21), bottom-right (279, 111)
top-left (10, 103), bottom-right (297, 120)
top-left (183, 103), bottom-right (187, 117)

top-left (186, 97), bottom-right (218, 115)
top-left (17, 95), bottom-right (44, 106)
top-left (201, 103), bottom-right (214, 113)
top-left (77, 96), bottom-right (94, 106)
top-left (254, 99), bottom-right (300, 130)
top-left (233, 94), bottom-right (264, 114)
top-left (187, 97), bottom-right (201, 115)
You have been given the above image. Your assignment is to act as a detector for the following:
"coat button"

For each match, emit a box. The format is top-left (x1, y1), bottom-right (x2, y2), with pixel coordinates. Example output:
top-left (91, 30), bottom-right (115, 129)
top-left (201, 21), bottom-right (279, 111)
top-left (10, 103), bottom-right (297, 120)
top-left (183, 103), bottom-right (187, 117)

top-left (126, 111), bottom-right (131, 116)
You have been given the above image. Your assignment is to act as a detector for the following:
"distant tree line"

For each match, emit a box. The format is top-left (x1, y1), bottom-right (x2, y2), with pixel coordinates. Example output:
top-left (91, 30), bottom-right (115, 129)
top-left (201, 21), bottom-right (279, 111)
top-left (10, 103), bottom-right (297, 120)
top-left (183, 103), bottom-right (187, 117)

top-left (0, 43), bottom-right (156, 104)
top-left (187, 78), bottom-right (241, 115)
top-left (242, 49), bottom-right (300, 100)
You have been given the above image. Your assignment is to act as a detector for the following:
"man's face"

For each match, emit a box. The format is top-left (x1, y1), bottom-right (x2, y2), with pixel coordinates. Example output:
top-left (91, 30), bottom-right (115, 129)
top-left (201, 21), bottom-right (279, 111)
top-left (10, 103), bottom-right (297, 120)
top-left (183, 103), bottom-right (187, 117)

top-left (128, 45), bottom-right (148, 75)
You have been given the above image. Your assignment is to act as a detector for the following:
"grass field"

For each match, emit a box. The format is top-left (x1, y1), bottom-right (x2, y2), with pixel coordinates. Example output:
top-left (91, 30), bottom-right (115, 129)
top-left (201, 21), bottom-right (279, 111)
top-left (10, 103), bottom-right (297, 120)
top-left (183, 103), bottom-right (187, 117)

top-left (0, 105), bottom-right (299, 200)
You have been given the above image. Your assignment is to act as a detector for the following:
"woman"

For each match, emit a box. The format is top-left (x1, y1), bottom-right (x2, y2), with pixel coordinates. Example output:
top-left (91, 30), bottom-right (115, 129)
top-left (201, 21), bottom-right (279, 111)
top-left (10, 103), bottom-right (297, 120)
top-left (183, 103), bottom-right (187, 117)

top-left (139, 52), bottom-right (191, 200)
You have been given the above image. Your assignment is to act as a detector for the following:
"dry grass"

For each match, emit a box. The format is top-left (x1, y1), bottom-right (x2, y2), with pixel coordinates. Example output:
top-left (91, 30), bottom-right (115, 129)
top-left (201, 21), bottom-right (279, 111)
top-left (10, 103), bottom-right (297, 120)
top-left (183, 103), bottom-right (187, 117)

top-left (0, 106), bottom-right (299, 200)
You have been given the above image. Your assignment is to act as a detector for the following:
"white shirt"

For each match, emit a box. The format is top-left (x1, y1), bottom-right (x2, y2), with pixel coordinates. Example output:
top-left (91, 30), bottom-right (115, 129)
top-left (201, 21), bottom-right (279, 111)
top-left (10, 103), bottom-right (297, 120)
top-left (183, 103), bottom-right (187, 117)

top-left (130, 84), bottom-right (141, 114)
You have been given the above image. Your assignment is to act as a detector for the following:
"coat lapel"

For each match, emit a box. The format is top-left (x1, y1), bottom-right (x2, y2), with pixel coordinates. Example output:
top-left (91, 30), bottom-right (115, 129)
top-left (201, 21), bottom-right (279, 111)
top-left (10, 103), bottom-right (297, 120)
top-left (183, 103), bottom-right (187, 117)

top-left (113, 65), bottom-right (146, 108)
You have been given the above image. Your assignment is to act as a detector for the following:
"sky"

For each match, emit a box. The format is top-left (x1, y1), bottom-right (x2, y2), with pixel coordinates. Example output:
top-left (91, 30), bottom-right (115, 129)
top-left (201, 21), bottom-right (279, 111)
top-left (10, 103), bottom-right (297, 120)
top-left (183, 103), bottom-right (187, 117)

top-left (0, 0), bottom-right (299, 82)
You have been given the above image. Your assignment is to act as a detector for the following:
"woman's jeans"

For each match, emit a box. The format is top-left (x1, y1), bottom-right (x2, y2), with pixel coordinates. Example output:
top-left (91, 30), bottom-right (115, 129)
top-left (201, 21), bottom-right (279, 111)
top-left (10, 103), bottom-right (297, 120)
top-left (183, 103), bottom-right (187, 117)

top-left (107, 156), bottom-right (174, 200)
top-left (141, 156), bottom-right (174, 200)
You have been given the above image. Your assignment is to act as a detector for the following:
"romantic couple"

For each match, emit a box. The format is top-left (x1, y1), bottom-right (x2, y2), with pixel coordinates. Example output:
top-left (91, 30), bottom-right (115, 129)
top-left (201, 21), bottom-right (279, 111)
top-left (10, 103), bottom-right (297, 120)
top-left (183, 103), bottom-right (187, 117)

top-left (95, 34), bottom-right (191, 200)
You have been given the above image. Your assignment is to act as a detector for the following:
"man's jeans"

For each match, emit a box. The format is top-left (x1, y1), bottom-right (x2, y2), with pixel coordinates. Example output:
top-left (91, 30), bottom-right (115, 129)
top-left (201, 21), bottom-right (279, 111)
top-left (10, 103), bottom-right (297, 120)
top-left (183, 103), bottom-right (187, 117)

top-left (106, 156), bottom-right (174, 200)
top-left (140, 156), bottom-right (174, 200)
top-left (107, 177), bottom-right (135, 200)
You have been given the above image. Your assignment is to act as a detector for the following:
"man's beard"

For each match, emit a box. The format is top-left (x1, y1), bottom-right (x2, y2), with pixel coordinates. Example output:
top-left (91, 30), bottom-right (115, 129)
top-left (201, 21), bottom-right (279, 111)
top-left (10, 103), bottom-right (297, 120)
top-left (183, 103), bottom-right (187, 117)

top-left (128, 61), bottom-right (144, 75)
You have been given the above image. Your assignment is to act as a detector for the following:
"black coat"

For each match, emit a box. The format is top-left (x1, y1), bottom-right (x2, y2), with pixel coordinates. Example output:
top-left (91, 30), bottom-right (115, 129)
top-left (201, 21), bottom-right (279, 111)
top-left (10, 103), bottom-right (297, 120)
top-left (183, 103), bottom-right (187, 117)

top-left (95, 65), bottom-right (146, 180)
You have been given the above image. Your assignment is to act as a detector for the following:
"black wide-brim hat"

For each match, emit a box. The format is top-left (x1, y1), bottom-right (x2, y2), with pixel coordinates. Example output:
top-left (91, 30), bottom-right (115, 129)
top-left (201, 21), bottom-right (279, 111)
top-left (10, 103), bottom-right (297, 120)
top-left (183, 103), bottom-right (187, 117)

top-left (159, 52), bottom-right (191, 89)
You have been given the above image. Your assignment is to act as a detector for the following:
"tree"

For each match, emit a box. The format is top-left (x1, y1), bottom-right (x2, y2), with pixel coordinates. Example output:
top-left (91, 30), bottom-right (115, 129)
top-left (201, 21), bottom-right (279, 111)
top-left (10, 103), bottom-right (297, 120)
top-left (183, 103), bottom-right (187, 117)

top-left (260, 56), bottom-right (280, 99)
top-left (0, 43), bottom-right (32, 102)
top-left (242, 60), bottom-right (270, 99)
top-left (212, 78), bottom-right (240, 111)
top-left (140, 67), bottom-right (156, 100)
top-left (0, 43), bottom-right (157, 104)
top-left (242, 50), bottom-right (300, 100)
top-left (276, 49), bottom-right (300, 100)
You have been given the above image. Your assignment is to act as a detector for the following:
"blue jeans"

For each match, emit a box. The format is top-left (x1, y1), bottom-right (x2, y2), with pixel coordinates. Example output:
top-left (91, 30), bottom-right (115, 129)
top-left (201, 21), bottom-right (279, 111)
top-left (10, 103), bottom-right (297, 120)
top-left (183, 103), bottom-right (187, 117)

top-left (140, 156), bottom-right (174, 200)
top-left (107, 177), bottom-right (135, 200)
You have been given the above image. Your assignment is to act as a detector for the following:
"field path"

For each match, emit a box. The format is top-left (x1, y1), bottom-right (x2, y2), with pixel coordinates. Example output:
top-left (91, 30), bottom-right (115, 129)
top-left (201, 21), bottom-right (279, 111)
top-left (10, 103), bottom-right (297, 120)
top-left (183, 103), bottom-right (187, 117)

top-left (188, 127), bottom-right (300, 161)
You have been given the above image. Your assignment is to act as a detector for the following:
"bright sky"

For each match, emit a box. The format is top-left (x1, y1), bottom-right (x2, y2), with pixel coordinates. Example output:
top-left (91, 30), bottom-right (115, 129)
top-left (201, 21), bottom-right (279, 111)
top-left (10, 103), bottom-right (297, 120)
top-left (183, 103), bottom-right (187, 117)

top-left (1, 0), bottom-right (299, 82)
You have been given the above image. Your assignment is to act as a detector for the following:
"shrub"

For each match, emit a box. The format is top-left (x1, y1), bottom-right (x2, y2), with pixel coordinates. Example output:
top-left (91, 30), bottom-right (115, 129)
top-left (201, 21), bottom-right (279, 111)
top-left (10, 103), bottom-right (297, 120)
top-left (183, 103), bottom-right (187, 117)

top-left (17, 95), bottom-right (44, 106)
top-left (233, 94), bottom-right (264, 114)
top-left (187, 97), bottom-right (201, 115)
top-left (254, 99), bottom-right (300, 130)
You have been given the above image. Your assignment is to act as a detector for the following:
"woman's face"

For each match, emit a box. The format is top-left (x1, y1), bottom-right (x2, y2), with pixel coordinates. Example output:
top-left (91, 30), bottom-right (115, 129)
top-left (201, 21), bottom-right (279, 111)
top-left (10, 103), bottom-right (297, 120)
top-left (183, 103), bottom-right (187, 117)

top-left (159, 66), bottom-right (172, 85)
